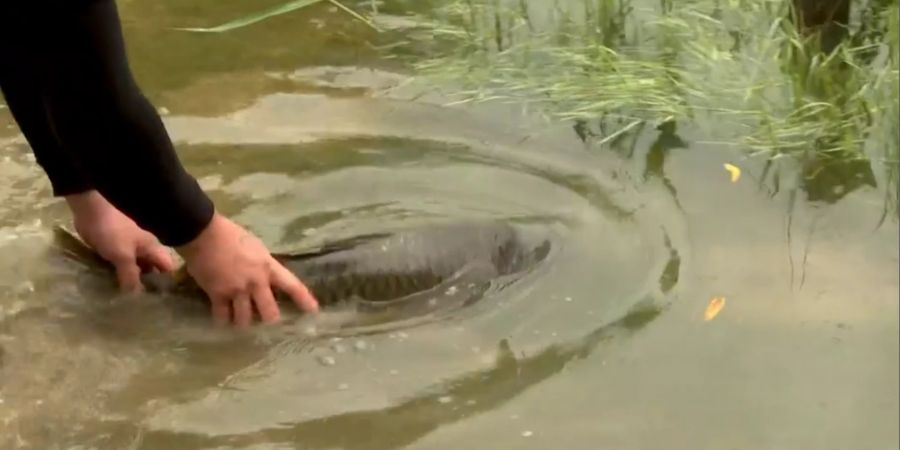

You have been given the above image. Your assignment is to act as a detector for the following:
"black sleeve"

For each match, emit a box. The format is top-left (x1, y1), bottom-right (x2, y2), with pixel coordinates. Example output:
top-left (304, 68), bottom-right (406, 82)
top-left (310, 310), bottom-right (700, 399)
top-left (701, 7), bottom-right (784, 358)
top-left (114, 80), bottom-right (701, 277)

top-left (1, 0), bottom-right (215, 247)
top-left (0, 63), bottom-right (94, 197)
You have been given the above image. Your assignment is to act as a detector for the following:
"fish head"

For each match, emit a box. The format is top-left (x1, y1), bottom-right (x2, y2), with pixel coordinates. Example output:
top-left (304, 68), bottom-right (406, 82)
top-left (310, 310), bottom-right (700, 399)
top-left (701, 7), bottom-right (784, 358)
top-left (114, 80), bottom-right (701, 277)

top-left (492, 231), bottom-right (553, 276)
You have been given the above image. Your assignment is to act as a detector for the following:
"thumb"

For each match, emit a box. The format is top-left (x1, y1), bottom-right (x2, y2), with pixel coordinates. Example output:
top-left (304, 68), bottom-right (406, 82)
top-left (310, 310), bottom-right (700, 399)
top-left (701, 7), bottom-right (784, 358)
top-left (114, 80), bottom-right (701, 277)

top-left (114, 260), bottom-right (143, 293)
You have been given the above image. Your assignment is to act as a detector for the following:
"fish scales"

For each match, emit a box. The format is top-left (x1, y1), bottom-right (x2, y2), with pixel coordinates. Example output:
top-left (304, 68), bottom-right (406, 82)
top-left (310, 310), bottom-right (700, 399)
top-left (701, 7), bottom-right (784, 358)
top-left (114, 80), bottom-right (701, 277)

top-left (278, 222), bottom-right (523, 305)
top-left (51, 220), bottom-right (552, 316)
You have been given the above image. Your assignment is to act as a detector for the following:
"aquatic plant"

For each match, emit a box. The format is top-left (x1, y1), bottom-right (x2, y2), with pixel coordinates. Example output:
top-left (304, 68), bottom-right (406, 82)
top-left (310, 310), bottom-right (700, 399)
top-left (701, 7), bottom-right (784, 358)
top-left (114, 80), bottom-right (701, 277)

top-left (165, 0), bottom-right (898, 215)
top-left (390, 0), bottom-right (898, 214)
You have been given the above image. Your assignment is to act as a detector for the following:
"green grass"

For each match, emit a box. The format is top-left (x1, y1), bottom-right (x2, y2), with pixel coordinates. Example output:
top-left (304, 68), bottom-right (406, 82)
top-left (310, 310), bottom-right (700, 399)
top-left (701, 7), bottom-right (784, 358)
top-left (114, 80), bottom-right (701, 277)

top-left (183, 0), bottom-right (898, 215)
top-left (390, 0), bottom-right (898, 214)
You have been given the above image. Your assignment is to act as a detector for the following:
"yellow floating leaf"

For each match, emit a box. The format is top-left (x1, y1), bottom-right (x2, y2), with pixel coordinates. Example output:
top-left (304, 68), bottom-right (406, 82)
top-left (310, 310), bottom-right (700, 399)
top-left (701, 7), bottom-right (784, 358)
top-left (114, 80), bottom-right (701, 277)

top-left (704, 297), bottom-right (726, 321)
top-left (723, 163), bottom-right (741, 183)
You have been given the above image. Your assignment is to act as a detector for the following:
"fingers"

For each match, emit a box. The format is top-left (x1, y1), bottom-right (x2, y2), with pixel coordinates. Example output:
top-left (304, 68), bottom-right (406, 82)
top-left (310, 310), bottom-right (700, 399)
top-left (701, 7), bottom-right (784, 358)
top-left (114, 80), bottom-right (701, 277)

top-left (210, 284), bottom-right (279, 329)
top-left (252, 282), bottom-right (281, 324)
top-left (210, 297), bottom-right (231, 327)
top-left (271, 263), bottom-right (319, 313)
top-left (232, 293), bottom-right (253, 328)
top-left (114, 260), bottom-right (143, 293)
top-left (140, 244), bottom-right (176, 273)
top-left (111, 237), bottom-right (173, 293)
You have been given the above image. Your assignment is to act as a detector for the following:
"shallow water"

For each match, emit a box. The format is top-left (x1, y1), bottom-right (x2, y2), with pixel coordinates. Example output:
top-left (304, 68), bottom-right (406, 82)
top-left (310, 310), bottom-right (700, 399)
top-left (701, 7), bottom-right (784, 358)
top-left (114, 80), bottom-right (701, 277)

top-left (0, 1), bottom-right (897, 449)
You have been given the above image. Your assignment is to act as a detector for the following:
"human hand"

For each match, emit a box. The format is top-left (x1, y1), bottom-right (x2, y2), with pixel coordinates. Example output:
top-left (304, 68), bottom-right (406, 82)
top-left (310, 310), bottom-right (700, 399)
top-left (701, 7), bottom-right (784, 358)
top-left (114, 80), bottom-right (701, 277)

top-left (65, 190), bottom-right (176, 292)
top-left (175, 213), bottom-right (319, 327)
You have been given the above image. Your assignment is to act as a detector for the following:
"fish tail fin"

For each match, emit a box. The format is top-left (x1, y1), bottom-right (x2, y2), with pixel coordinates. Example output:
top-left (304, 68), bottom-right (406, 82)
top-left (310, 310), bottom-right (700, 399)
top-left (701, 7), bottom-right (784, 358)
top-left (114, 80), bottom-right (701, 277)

top-left (51, 224), bottom-right (114, 272)
top-left (52, 224), bottom-right (194, 291)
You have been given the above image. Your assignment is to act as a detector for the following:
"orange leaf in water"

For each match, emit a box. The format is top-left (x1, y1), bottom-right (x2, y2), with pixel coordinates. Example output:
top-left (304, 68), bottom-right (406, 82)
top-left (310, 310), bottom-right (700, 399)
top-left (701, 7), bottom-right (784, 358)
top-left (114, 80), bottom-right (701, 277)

top-left (704, 297), bottom-right (726, 321)
top-left (723, 163), bottom-right (741, 183)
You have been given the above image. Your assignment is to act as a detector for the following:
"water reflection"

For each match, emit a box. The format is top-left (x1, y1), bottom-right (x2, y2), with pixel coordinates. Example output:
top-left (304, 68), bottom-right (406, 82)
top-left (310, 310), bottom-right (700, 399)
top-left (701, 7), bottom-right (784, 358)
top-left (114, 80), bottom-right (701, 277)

top-left (754, 0), bottom-right (888, 218)
top-left (643, 120), bottom-right (688, 211)
top-left (0, 82), bottom-right (686, 448)
top-left (790, 0), bottom-right (851, 54)
top-left (132, 297), bottom-right (668, 449)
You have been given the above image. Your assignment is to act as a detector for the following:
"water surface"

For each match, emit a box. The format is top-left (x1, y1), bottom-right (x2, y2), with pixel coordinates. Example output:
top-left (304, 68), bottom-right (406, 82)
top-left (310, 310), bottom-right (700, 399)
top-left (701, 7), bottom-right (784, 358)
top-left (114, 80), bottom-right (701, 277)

top-left (0, 1), bottom-right (896, 449)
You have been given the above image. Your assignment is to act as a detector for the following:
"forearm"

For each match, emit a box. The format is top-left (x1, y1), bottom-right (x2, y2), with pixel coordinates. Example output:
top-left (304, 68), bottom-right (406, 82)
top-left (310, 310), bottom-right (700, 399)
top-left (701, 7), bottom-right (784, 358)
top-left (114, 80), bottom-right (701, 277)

top-left (0, 62), bottom-right (93, 197)
top-left (37, 0), bottom-right (214, 247)
top-left (48, 84), bottom-right (215, 246)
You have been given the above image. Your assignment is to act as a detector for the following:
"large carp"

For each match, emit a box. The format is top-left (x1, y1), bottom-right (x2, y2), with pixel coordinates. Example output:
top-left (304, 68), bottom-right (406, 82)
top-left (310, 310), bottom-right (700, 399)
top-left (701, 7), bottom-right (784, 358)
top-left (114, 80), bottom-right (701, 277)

top-left (52, 220), bottom-right (553, 327)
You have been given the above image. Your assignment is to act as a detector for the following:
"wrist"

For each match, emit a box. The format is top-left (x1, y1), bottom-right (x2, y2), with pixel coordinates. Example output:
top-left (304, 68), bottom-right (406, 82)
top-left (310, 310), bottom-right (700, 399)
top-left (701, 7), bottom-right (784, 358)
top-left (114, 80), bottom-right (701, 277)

top-left (64, 190), bottom-right (110, 221)
top-left (175, 211), bottom-right (226, 258)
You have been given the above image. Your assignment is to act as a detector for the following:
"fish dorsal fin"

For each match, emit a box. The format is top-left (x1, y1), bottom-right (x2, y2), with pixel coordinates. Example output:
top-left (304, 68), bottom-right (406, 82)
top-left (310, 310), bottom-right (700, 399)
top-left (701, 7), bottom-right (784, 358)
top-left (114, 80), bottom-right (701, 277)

top-left (495, 338), bottom-right (519, 368)
top-left (274, 231), bottom-right (394, 260)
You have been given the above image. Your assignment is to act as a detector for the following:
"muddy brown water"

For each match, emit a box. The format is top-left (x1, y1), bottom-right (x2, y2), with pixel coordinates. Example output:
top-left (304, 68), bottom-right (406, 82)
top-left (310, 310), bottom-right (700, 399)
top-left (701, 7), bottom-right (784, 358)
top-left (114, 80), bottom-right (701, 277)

top-left (0, 1), bottom-right (897, 449)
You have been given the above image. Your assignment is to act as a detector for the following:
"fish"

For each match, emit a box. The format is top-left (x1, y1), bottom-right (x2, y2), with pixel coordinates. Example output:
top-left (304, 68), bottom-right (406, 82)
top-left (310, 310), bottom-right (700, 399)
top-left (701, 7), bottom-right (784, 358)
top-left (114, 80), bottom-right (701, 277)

top-left (51, 220), bottom-right (553, 323)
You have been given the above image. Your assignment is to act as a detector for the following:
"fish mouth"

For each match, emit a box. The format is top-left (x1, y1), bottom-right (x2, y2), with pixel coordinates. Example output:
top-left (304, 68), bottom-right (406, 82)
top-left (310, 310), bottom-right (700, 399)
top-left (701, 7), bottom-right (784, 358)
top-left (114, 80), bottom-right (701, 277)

top-left (500, 237), bottom-right (553, 275)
